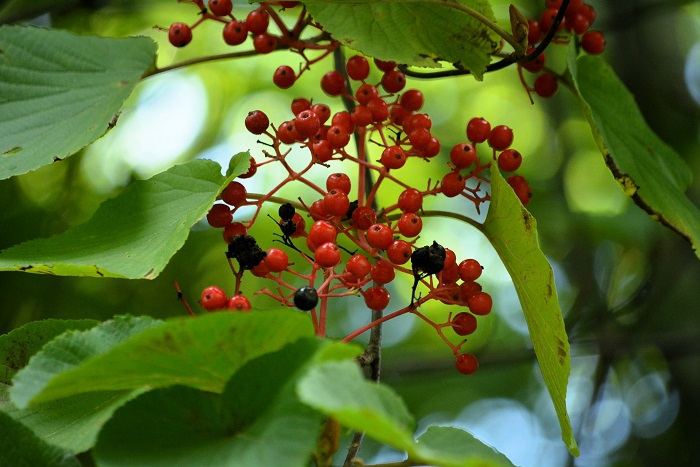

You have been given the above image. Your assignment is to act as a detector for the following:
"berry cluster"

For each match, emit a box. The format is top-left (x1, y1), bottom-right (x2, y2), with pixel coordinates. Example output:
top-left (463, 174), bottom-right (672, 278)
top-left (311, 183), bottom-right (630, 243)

top-left (521, 0), bottom-right (605, 99)
top-left (166, 3), bottom-right (536, 375)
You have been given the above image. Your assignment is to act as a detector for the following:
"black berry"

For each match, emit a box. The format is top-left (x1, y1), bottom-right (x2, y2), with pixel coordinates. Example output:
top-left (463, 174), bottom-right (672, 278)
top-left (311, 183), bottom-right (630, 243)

top-left (294, 286), bottom-right (319, 311)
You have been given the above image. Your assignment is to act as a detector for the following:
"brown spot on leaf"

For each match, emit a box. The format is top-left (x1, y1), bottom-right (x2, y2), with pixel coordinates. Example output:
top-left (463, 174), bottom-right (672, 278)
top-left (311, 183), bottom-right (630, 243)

top-left (556, 337), bottom-right (567, 365)
top-left (19, 265), bottom-right (33, 271)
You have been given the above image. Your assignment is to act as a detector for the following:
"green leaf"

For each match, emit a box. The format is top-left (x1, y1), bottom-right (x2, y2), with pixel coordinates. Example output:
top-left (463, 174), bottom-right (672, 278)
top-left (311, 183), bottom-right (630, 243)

top-left (11, 310), bottom-right (313, 408)
top-left (415, 426), bottom-right (514, 467)
top-left (0, 387), bottom-right (145, 454)
top-left (93, 338), bottom-right (357, 467)
top-left (0, 410), bottom-right (79, 467)
top-left (0, 25), bottom-right (156, 179)
top-left (10, 315), bottom-right (162, 408)
top-left (0, 319), bottom-right (99, 384)
top-left (570, 52), bottom-right (700, 259)
top-left (0, 155), bottom-right (249, 278)
top-left (302, 0), bottom-right (499, 79)
top-left (482, 168), bottom-right (578, 456)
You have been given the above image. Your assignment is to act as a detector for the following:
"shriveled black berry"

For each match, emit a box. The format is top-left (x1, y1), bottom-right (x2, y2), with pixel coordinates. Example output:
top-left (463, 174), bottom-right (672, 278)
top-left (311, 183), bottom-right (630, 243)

top-left (280, 219), bottom-right (297, 236)
top-left (226, 234), bottom-right (267, 269)
top-left (279, 203), bottom-right (295, 221)
top-left (343, 199), bottom-right (358, 221)
top-left (411, 240), bottom-right (446, 276)
top-left (293, 286), bottom-right (318, 311)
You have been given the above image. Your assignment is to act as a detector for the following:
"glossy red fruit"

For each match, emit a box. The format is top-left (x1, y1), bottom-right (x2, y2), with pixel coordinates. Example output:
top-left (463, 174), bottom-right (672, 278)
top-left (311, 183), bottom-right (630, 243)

top-left (449, 143), bottom-right (477, 168)
top-left (381, 70), bottom-right (406, 93)
top-left (398, 188), bottom-right (423, 213)
top-left (313, 140), bottom-right (334, 163)
top-left (380, 145), bottom-right (406, 170)
top-left (326, 173), bottom-right (351, 194)
top-left (363, 286), bottom-right (391, 311)
top-left (327, 125), bottom-right (351, 148)
top-left (346, 55), bottom-right (370, 81)
top-left (497, 148), bottom-right (523, 172)
top-left (459, 281), bottom-right (482, 302)
top-left (289, 212), bottom-right (306, 238)
top-left (458, 259), bottom-right (483, 282)
top-left (308, 220), bottom-right (337, 246)
top-left (374, 58), bottom-right (397, 71)
top-left (351, 206), bottom-right (376, 231)
top-left (366, 223), bottom-right (393, 250)
top-left (400, 89), bottom-right (424, 111)
top-left (226, 294), bottom-right (252, 312)
top-left (452, 312), bottom-right (477, 336)
top-left (277, 121), bottom-right (300, 144)
top-left (273, 65), bottom-right (296, 89)
top-left (397, 212), bottom-right (422, 237)
top-left (291, 98), bottom-right (311, 116)
top-left (239, 156), bottom-right (258, 179)
top-left (201, 286), bottom-right (227, 311)
top-left (295, 110), bottom-right (321, 138)
top-left (311, 104), bottom-right (331, 125)
top-left (534, 73), bottom-right (558, 98)
top-left (321, 71), bottom-right (347, 96)
top-left (351, 105), bottom-right (374, 127)
top-left (221, 181), bottom-right (247, 207)
top-left (455, 353), bottom-right (479, 375)
top-left (252, 34), bottom-right (276, 54)
top-left (223, 20), bottom-right (248, 46)
top-left (355, 84), bottom-right (380, 105)
top-left (315, 242), bottom-right (341, 268)
top-left (346, 254), bottom-right (371, 278)
top-left (264, 248), bottom-right (289, 272)
top-left (245, 110), bottom-right (269, 135)
top-left (324, 189), bottom-right (351, 217)
top-left (581, 30), bottom-right (605, 55)
top-left (168, 23), bottom-right (192, 48)
top-left (370, 260), bottom-right (395, 285)
top-left (408, 128), bottom-right (431, 148)
top-left (440, 172), bottom-right (466, 197)
top-left (466, 117), bottom-right (491, 143)
top-left (207, 203), bottom-right (233, 228)
top-left (362, 285), bottom-right (391, 311)
top-left (488, 125), bottom-right (514, 151)
top-left (331, 111), bottom-right (354, 133)
top-left (209, 0), bottom-right (233, 16)
top-left (386, 240), bottom-right (412, 265)
top-left (367, 98), bottom-right (389, 122)
top-left (223, 222), bottom-right (247, 243)
top-left (468, 291), bottom-right (492, 315)
top-left (246, 8), bottom-right (270, 34)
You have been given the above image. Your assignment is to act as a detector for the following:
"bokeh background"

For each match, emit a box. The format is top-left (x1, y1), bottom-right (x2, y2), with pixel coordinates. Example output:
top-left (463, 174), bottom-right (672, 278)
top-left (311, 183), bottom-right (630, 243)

top-left (1, 0), bottom-right (699, 465)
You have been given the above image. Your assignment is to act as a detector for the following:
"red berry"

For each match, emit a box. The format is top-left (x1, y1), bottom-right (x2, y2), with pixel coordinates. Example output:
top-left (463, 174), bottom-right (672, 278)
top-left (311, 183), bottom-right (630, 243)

top-left (455, 353), bottom-right (479, 375)
top-left (309, 220), bottom-right (337, 246)
top-left (291, 98), bottom-right (311, 116)
top-left (370, 260), bottom-right (395, 285)
top-left (351, 206), bottom-right (376, 231)
top-left (168, 23), bottom-right (192, 48)
top-left (245, 110), bottom-right (269, 135)
top-left (521, 48), bottom-right (545, 73)
top-left (346, 55), bottom-right (370, 81)
top-left (398, 188), bottom-right (423, 213)
top-left (540, 8), bottom-right (564, 34)
top-left (324, 189), bottom-right (351, 217)
top-left (381, 70), bottom-right (406, 93)
top-left (327, 125), bottom-right (351, 149)
top-left (380, 145), bottom-right (406, 170)
top-left (367, 98), bottom-right (390, 122)
top-left (321, 71), bottom-right (347, 96)
top-left (264, 248), bottom-right (289, 272)
top-left (386, 240), bottom-right (412, 265)
top-left (251, 261), bottom-right (269, 277)
top-left (309, 199), bottom-right (329, 220)
top-left (507, 175), bottom-right (532, 205)
top-left (239, 156), bottom-right (258, 179)
top-left (311, 104), bottom-right (331, 125)
top-left (423, 137), bottom-right (441, 158)
top-left (468, 291), bottom-right (492, 315)
top-left (527, 19), bottom-right (542, 44)
top-left (315, 242), bottom-right (341, 268)
top-left (290, 212), bottom-right (306, 238)
top-left (408, 128), bottom-right (431, 148)
top-left (332, 111), bottom-right (355, 133)
top-left (390, 104), bottom-right (412, 126)
top-left (581, 30), bottom-right (605, 55)
top-left (400, 89), bottom-right (424, 111)
top-left (226, 294), bottom-right (252, 312)
top-left (277, 121), bottom-right (300, 144)
top-left (440, 172), bottom-right (466, 197)
top-left (458, 259), bottom-right (483, 281)
top-left (488, 125), bottom-right (514, 151)
top-left (294, 110), bottom-right (321, 138)
top-left (252, 34), bottom-right (276, 54)
top-left (374, 58), bottom-right (396, 72)
top-left (351, 105), bottom-right (374, 127)
top-left (466, 117), bottom-right (491, 143)
top-left (221, 181), bottom-right (247, 207)
top-left (273, 65), bottom-right (296, 89)
top-left (223, 20), bottom-right (248, 46)
top-left (441, 262), bottom-right (460, 285)
top-left (312, 140), bottom-right (334, 163)
top-left (366, 223), bottom-right (393, 250)
top-left (497, 148), bottom-right (523, 172)
top-left (569, 12), bottom-right (590, 35)
top-left (326, 173), bottom-right (351, 194)
top-left (407, 113), bottom-right (432, 130)
top-left (459, 281), bottom-right (482, 302)
top-left (397, 212), bottom-right (422, 237)
top-left (209, 0), bottom-right (233, 17)
top-left (534, 73), bottom-right (558, 98)
top-left (452, 312), bottom-right (477, 336)
top-left (355, 84), bottom-right (380, 105)
top-left (444, 248), bottom-right (457, 269)
top-left (201, 286), bottom-right (227, 311)
top-left (449, 143), bottom-right (477, 168)
top-left (346, 254), bottom-right (371, 278)
top-left (207, 203), bottom-right (233, 228)
top-left (363, 286), bottom-right (391, 311)
top-left (246, 8), bottom-right (270, 35)
top-left (223, 222), bottom-right (247, 243)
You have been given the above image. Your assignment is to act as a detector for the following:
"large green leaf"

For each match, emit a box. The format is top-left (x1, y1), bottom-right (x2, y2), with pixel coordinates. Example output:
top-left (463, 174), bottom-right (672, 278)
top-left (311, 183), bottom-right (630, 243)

top-left (0, 319), bottom-right (99, 384)
top-left (0, 155), bottom-right (249, 278)
top-left (302, 0), bottom-right (499, 79)
top-left (481, 169), bottom-right (578, 456)
top-left (297, 361), bottom-right (510, 466)
top-left (0, 25), bottom-right (156, 179)
top-left (10, 311), bottom-right (313, 408)
top-left (570, 53), bottom-right (700, 259)
top-left (0, 387), bottom-right (145, 454)
top-left (10, 315), bottom-right (162, 408)
top-left (0, 410), bottom-right (79, 466)
top-left (93, 339), bottom-right (358, 466)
